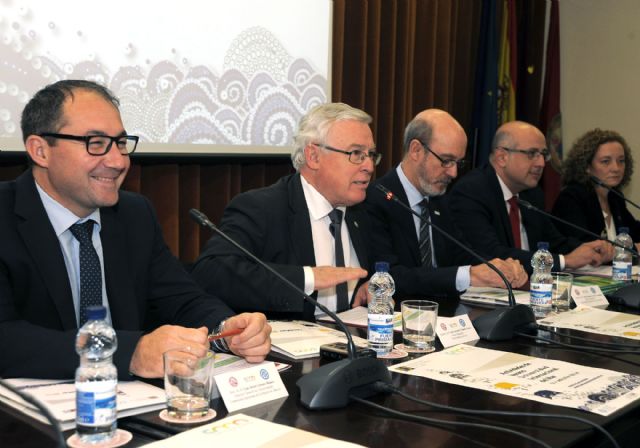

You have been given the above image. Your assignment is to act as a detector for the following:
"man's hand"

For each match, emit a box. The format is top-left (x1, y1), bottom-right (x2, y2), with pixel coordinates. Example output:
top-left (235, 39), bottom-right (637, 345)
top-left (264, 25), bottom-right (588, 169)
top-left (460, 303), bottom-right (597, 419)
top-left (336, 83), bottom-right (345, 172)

top-left (564, 242), bottom-right (607, 269)
top-left (587, 240), bottom-right (614, 264)
top-left (223, 313), bottom-right (271, 363)
top-left (470, 258), bottom-right (528, 288)
top-left (311, 266), bottom-right (367, 291)
top-left (352, 281), bottom-right (370, 307)
top-left (129, 325), bottom-right (209, 378)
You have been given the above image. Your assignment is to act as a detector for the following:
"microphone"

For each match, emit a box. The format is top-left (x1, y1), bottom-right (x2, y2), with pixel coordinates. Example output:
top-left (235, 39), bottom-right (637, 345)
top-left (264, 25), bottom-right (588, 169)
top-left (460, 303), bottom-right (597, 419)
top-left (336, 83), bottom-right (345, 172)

top-left (375, 185), bottom-right (537, 341)
top-left (516, 198), bottom-right (639, 257)
top-left (188, 209), bottom-right (391, 409)
top-left (590, 176), bottom-right (640, 211)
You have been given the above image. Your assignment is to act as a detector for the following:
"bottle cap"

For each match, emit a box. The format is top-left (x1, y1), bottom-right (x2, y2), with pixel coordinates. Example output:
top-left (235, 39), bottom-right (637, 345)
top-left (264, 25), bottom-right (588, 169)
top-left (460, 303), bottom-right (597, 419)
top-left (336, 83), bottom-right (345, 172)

top-left (619, 227), bottom-right (630, 235)
top-left (374, 261), bottom-right (390, 273)
top-left (537, 241), bottom-right (549, 250)
top-left (86, 306), bottom-right (106, 321)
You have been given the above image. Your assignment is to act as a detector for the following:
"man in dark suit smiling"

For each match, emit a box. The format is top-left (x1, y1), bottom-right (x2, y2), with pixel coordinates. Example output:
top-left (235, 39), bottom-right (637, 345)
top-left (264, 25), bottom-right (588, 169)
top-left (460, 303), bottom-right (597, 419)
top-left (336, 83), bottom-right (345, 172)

top-left (0, 80), bottom-right (271, 380)
top-left (366, 109), bottom-right (527, 300)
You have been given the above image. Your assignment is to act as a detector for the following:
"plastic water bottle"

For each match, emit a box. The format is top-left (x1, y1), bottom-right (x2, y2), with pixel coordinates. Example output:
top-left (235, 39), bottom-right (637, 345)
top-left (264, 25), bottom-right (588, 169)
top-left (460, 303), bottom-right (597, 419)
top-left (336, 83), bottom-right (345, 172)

top-left (75, 306), bottom-right (118, 443)
top-left (367, 262), bottom-right (395, 356)
top-left (612, 227), bottom-right (633, 281)
top-left (530, 242), bottom-right (554, 318)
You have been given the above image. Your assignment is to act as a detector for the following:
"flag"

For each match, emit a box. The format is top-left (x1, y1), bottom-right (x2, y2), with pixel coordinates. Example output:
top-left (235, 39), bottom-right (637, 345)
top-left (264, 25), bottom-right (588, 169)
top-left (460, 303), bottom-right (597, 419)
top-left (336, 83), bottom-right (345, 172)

top-left (472, 0), bottom-right (499, 166)
top-left (498, 0), bottom-right (517, 124)
top-left (539, 0), bottom-right (562, 211)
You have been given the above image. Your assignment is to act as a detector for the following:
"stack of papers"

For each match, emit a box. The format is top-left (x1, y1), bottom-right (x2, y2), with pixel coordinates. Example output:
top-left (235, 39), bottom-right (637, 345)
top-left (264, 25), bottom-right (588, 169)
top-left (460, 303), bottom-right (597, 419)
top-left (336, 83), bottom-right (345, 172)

top-left (572, 275), bottom-right (629, 295)
top-left (269, 321), bottom-right (368, 359)
top-left (460, 286), bottom-right (530, 306)
top-left (0, 379), bottom-right (165, 430)
top-left (317, 306), bottom-right (402, 331)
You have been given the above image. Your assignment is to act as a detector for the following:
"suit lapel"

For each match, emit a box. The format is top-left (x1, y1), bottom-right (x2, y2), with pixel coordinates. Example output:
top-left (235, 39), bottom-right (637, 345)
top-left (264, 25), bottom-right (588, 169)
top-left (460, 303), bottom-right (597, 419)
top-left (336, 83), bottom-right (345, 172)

top-left (487, 166), bottom-right (515, 247)
top-left (288, 174), bottom-right (316, 267)
top-left (345, 207), bottom-right (367, 269)
top-left (14, 170), bottom-right (77, 329)
top-left (385, 170), bottom-right (422, 265)
top-left (99, 206), bottom-right (140, 330)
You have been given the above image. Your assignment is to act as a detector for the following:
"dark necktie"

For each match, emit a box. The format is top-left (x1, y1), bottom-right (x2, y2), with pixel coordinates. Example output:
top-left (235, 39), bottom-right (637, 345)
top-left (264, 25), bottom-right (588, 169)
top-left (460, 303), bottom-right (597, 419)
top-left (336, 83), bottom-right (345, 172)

top-left (328, 209), bottom-right (349, 312)
top-left (507, 196), bottom-right (522, 249)
top-left (69, 220), bottom-right (103, 326)
top-left (419, 199), bottom-right (433, 267)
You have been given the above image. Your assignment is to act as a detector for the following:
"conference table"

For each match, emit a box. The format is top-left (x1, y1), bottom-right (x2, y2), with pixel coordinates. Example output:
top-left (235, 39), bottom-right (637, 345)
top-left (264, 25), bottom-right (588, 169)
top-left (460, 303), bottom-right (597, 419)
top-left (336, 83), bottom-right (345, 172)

top-left (2, 300), bottom-right (640, 448)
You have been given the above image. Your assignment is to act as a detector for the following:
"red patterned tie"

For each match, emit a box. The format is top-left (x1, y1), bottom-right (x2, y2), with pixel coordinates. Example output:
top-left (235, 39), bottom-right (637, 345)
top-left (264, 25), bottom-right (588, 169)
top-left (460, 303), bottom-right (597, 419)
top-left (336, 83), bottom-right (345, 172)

top-left (507, 196), bottom-right (522, 249)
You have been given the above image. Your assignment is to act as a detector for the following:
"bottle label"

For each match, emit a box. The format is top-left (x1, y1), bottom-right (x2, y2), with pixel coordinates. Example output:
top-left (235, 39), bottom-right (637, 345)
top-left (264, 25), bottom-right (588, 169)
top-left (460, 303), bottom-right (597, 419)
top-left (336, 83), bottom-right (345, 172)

top-left (76, 380), bottom-right (117, 426)
top-left (530, 283), bottom-right (552, 308)
top-left (612, 261), bottom-right (632, 281)
top-left (367, 314), bottom-right (394, 346)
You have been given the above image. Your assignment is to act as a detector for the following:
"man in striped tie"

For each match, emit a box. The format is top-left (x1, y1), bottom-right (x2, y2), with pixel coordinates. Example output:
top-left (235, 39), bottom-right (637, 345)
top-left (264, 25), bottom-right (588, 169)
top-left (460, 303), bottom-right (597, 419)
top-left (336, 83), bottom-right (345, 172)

top-left (366, 109), bottom-right (528, 300)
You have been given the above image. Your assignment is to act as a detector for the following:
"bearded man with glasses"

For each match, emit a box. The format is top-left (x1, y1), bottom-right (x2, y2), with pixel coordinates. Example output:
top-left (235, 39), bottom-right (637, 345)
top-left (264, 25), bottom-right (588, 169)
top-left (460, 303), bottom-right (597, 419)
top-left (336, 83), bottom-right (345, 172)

top-left (449, 121), bottom-right (613, 274)
top-left (365, 109), bottom-right (527, 301)
top-left (192, 103), bottom-right (376, 320)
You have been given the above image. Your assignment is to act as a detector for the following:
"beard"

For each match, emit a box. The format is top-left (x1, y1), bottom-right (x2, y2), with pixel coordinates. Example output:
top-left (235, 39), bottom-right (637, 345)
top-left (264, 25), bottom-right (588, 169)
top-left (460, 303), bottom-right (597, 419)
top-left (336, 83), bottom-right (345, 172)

top-left (418, 174), bottom-right (450, 197)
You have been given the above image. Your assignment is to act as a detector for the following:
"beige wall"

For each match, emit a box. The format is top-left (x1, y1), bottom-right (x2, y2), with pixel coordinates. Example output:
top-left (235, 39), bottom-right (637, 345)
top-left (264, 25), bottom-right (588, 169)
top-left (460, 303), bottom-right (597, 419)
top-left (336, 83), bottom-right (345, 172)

top-left (560, 0), bottom-right (640, 217)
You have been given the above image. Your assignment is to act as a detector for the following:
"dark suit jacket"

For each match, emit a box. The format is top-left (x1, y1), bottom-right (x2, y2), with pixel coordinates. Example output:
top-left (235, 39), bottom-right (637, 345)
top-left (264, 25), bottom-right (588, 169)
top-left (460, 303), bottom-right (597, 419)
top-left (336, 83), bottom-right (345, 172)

top-left (552, 182), bottom-right (640, 243)
top-left (448, 164), bottom-right (581, 273)
top-left (365, 169), bottom-right (481, 298)
top-left (191, 173), bottom-right (370, 321)
top-left (0, 170), bottom-right (234, 379)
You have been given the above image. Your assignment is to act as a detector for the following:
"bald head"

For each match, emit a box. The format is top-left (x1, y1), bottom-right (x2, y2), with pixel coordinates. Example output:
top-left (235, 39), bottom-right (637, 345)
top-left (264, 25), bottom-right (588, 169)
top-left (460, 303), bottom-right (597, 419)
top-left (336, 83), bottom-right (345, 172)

top-left (401, 109), bottom-right (467, 196)
top-left (490, 121), bottom-right (547, 194)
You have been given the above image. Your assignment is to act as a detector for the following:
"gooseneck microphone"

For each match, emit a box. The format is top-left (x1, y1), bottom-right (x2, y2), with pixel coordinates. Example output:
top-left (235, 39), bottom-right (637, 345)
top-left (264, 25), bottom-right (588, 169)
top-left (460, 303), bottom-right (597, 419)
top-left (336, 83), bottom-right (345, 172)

top-left (516, 198), bottom-right (639, 257)
top-left (375, 185), bottom-right (537, 341)
top-left (189, 208), bottom-right (391, 410)
top-left (591, 176), bottom-right (640, 211)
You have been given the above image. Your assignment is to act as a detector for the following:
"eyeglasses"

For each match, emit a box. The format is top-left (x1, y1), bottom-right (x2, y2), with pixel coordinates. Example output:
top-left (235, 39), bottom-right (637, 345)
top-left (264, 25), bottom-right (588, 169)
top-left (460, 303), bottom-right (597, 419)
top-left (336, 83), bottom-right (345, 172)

top-left (498, 146), bottom-right (550, 162)
top-left (418, 140), bottom-right (465, 169)
top-left (314, 143), bottom-right (382, 166)
top-left (39, 133), bottom-right (139, 156)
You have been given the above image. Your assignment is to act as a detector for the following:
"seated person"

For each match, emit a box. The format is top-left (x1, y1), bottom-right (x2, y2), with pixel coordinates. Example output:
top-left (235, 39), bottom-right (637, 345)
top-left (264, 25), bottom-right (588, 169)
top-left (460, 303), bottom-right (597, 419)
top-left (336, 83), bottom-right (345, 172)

top-left (449, 121), bottom-right (613, 273)
top-left (192, 103), bottom-right (375, 320)
top-left (0, 80), bottom-right (270, 380)
top-left (366, 109), bottom-right (527, 299)
top-left (552, 128), bottom-right (640, 251)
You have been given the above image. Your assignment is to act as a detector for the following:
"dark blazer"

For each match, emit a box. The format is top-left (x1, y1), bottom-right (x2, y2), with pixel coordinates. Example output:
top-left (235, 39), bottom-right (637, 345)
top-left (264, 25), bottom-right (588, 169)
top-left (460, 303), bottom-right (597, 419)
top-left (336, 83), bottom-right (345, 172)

top-left (365, 169), bottom-right (480, 299)
top-left (191, 173), bottom-right (370, 321)
top-left (448, 164), bottom-right (581, 272)
top-left (552, 182), bottom-right (640, 243)
top-left (0, 170), bottom-right (234, 379)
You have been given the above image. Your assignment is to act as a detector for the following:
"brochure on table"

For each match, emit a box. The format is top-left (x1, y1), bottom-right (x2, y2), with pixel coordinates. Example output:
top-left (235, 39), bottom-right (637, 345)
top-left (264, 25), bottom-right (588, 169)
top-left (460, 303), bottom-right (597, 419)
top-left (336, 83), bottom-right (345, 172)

top-left (538, 306), bottom-right (640, 340)
top-left (269, 321), bottom-right (368, 359)
top-left (317, 306), bottom-right (402, 331)
top-left (389, 344), bottom-right (640, 416)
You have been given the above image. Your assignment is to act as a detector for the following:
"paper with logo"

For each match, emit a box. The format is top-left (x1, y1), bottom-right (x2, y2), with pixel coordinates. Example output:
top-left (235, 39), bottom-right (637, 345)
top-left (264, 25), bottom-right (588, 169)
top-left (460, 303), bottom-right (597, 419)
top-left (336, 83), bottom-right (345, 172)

top-left (214, 362), bottom-right (288, 412)
top-left (389, 344), bottom-right (640, 416)
top-left (537, 306), bottom-right (640, 340)
top-left (460, 286), bottom-right (530, 306)
top-left (269, 320), bottom-right (368, 359)
top-left (436, 314), bottom-right (479, 348)
top-left (571, 285), bottom-right (609, 308)
top-left (145, 413), bottom-right (365, 447)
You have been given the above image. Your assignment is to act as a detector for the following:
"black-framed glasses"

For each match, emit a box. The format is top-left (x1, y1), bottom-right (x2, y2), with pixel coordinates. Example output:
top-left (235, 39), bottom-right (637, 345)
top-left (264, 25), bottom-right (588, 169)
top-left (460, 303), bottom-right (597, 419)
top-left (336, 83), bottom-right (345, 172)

top-left (314, 143), bottom-right (382, 166)
top-left (418, 140), bottom-right (465, 169)
top-left (498, 146), bottom-right (550, 162)
top-left (39, 133), bottom-right (139, 156)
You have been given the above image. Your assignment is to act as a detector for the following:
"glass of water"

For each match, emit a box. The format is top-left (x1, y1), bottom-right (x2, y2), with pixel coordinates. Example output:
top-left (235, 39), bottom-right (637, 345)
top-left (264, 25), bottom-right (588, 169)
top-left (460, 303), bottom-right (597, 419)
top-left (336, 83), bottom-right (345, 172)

top-left (401, 300), bottom-right (439, 353)
top-left (163, 349), bottom-right (215, 420)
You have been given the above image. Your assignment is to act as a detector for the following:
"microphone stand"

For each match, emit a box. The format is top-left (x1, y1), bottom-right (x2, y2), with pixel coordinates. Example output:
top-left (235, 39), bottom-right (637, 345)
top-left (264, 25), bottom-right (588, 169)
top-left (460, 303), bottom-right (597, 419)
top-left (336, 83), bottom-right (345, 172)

top-left (591, 176), bottom-right (640, 211)
top-left (516, 198), bottom-right (639, 257)
top-left (189, 209), bottom-right (391, 410)
top-left (375, 185), bottom-right (537, 341)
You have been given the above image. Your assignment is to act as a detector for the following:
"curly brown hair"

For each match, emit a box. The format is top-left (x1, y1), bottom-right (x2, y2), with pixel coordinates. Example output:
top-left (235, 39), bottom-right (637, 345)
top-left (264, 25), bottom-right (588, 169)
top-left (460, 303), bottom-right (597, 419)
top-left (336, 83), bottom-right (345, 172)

top-left (562, 128), bottom-right (634, 189)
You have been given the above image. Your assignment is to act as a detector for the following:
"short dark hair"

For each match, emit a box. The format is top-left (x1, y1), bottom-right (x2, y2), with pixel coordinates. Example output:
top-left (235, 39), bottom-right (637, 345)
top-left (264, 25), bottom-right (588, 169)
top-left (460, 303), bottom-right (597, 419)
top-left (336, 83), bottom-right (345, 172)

top-left (562, 128), bottom-right (634, 188)
top-left (403, 117), bottom-right (433, 155)
top-left (20, 80), bottom-right (120, 144)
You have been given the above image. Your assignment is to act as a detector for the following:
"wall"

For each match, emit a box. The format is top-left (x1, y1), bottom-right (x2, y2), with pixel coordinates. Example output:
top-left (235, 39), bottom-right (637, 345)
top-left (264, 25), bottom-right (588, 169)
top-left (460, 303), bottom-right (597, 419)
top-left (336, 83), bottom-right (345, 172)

top-left (560, 0), bottom-right (640, 217)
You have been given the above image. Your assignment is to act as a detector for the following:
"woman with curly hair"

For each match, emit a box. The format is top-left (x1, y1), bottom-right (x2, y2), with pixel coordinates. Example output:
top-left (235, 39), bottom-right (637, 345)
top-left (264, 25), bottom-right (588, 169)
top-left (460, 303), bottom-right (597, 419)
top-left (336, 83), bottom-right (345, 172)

top-left (552, 128), bottom-right (640, 250)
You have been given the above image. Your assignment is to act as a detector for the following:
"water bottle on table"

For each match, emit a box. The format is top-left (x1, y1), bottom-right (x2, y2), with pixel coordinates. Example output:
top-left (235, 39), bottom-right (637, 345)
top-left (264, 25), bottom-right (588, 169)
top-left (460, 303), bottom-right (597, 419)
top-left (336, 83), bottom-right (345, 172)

top-left (75, 306), bottom-right (118, 444)
top-left (530, 242), bottom-right (553, 318)
top-left (612, 227), bottom-right (633, 281)
top-left (367, 262), bottom-right (395, 356)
